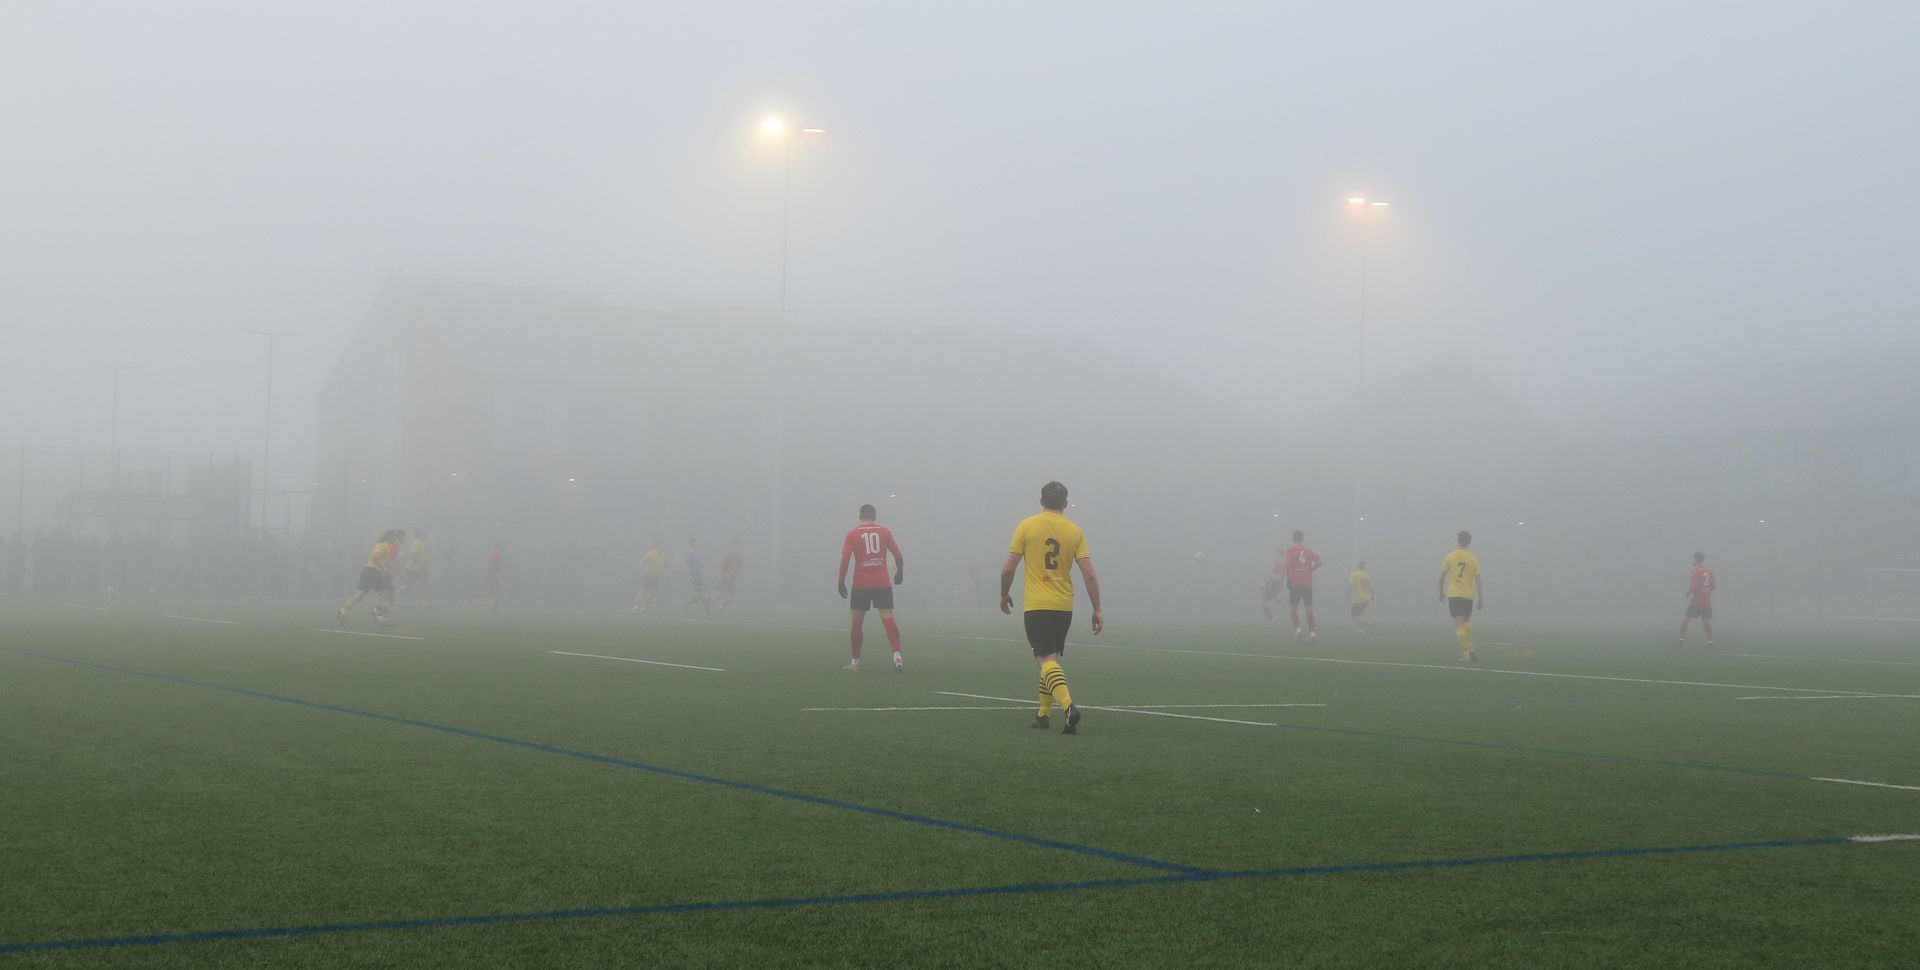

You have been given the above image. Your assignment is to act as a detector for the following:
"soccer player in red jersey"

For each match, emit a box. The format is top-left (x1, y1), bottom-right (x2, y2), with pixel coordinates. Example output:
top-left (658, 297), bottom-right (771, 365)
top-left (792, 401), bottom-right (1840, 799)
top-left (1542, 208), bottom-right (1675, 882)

top-left (1677, 551), bottom-right (1716, 648)
top-left (838, 504), bottom-right (905, 672)
top-left (1280, 530), bottom-right (1323, 642)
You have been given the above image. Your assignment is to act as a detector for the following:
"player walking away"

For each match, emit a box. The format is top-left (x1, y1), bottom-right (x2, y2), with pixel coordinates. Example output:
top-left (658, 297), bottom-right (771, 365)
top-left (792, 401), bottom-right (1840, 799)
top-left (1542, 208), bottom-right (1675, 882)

top-left (681, 539), bottom-right (711, 617)
top-left (337, 529), bottom-right (403, 627)
top-left (838, 505), bottom-right (905, 671)
top-left (473, 540), bottom-right (504, 611)
top-left (1349, 561), bottom-right (1374, 632)
top-left (632, 541), bottom-right (666, 612)
top-left (1260, 546), bottom-right (1285, 626)
top-left (716, 540), bottom-right (744, 611)
top-left (1281, 530), bottom-right (1323, 642)
top-left (1678, 551), bottom-right (1717, 648)
top-left (398, 528), bottom-right (434, 610)
top-left (1001, 481), bottom-right (1102, 735)
top-left (1439, 531), bottom-right (1484, 662)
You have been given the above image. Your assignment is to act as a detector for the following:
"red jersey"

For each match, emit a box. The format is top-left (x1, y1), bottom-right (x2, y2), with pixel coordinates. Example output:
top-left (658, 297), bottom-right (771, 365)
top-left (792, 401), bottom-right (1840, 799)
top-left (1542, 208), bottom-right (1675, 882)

top-left (839, 524), bottom-right (902, 590)
top-left (720, 551), bottom-right (742, 579)
top-left (1689, 565), bottom-right (1716, 608)
top-left (486, 549), bottom-right (503, 573)
top-left (1281, 543), bottom-right (1321, 587)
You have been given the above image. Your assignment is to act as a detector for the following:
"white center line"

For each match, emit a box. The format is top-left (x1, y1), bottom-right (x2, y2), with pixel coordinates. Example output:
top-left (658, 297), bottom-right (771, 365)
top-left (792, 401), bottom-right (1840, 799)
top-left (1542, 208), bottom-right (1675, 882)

top-left (802, 705), bottom-right (1031, 713)
top-left (315, 628), bottom-right (427, 642)
top-left (1814, 777), bottom-right (1920, 793)
top-left (548, 651), bottom-right (724, 673)
top-left (936, 691), bottom-right (1279, 727)
top-left (1735, 694), bottom-right (1914, 701)
top-left (1851, 833), bottom-right (1920, 842)
top-left (1723, 652), bottom-right (1920, 669)
top-left (1100, 702), bottom-right (1328, 710)
top-left (163, 615), bottom-right (237, 625)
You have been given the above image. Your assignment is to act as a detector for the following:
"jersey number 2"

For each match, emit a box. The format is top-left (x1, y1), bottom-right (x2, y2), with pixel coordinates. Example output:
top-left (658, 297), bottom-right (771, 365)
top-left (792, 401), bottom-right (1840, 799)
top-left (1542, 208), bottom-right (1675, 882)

top-left (1044, 539), bottom-right (1061, 570)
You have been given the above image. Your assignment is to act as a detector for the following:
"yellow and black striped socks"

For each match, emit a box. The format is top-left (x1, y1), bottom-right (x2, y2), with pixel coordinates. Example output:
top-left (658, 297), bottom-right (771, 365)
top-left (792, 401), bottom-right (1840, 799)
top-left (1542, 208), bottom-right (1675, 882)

top-left (1040, 660), bottom-right (1073, 710)
top-left (1036, 677), bottom-right (1054, 718)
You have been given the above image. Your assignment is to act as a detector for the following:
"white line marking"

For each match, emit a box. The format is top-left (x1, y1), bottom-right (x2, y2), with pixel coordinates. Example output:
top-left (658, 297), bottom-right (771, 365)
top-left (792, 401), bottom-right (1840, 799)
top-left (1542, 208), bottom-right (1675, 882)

top-left (548, 650), bottom-right (724, 673)
top-left (1851, 834), bottom-right (1920, 842)
top-left (163, 615), bottom-right (237, 625)
top-left (315, 628), bottom-right (427, 642)
top-left (1735, 694), bottom-right (1915, 701)
top-left (73, 605), bottom-right (111, 612)
top-left (1100, 702), bottom-right (1329, 710)
top-left (1072, 641), bottom-right (1892, 696)
top-left (1840, 615), bottom-right (1920, 623)
top-left (802, 705), bottom-right (1031, 712)
top-left (936, 691), bottom-right (1279, 727)
top-left (1812, 777), bottom-right (1920, 792)
top-left (1724, 652), bottom-right (1920, 669)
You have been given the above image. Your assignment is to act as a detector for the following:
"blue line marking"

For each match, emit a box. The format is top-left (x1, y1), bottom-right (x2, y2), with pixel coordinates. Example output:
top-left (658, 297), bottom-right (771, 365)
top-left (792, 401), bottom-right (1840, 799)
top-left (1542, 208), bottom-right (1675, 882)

top-left (6, 649), bottom-right (1201, 875)
top-left (0, 836), bottom-right (1857, 955)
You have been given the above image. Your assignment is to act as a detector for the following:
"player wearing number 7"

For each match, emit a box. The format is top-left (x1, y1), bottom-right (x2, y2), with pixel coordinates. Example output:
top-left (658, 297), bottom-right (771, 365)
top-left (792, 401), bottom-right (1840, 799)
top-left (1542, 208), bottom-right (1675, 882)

top-left (1001, 480), bottom-right (1103, 735)
top-left (838, 504), bottom-right (906, 672)
top-left (1438, 530), bottom-right (1485, 662)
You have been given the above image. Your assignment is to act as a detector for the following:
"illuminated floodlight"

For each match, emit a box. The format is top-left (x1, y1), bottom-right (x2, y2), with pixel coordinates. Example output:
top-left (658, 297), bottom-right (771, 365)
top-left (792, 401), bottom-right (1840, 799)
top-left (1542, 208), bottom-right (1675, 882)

top-left (1371, 201), bottom-right (1390, 207)
top-left (761, 117), bottom-right (785, 135)
top-left (1347, 196), bottom-right (1367, 204)
top-left (801, 127), bottom-right (826, 134)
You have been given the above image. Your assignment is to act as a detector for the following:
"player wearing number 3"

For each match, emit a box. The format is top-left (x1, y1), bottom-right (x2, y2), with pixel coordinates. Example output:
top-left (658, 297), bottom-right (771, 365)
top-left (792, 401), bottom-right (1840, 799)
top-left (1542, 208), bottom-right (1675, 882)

top-left (1439, 530), bottom-right (1485, 662)
top-left (839, 504), bottom-right (906, 672)
top-left (1002, 481), bottom-right (1103, 735)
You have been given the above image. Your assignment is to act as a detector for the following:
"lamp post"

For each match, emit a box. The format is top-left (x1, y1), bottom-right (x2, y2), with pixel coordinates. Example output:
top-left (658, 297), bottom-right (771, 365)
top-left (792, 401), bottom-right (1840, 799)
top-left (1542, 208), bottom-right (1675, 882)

top-left (242, 329), bottom-right (301, 534)
top-left (94, 362), bottom-right (142, 538)
top-left (759, 118), bottom-right (826, 597)
top-left (1345, 197), bottom-right (1389, 562)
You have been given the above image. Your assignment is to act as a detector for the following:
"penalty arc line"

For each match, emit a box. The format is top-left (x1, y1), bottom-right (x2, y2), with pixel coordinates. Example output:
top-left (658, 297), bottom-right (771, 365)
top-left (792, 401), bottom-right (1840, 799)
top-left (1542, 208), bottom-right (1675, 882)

top-left (2, 835), bottom-right (1902, 956)
top-left (2, 649), bottom-right (1198, 876)
top-left (548, 651), bottom-right (725, 673)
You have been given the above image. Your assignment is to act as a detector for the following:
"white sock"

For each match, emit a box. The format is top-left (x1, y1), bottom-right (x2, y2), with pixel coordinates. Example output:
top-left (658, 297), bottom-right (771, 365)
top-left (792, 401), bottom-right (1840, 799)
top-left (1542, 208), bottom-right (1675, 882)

top-left (892, 651), bottom-right (903, 665)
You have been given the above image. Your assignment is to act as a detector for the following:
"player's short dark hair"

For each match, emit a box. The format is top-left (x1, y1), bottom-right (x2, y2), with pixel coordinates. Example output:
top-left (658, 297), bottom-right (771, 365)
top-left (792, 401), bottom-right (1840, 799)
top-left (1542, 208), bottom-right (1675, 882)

top-left (858, 504), bottom-right (877, 521)
top-left (1693, 551), bottom-right (1706, 563)
top-left (1457, 530), bottom-right (1472, 546)
top-left (1040, 481), bottom-right (1068, 511)
top-left (1292, 530), bottom-right (1304, 543)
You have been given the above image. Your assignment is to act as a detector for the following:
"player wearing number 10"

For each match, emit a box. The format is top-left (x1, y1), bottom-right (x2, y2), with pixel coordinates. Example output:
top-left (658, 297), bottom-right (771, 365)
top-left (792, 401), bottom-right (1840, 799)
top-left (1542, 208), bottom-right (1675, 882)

top-left (838, 504), bottom-right (905, 672)
top-left (1001, 481), bottom-right (1103, 735)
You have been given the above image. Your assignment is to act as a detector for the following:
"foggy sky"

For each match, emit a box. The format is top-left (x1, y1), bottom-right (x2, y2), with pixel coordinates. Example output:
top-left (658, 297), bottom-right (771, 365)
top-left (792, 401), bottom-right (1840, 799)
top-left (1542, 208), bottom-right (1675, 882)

top-left (4, 0), bottom-right (1916, 465)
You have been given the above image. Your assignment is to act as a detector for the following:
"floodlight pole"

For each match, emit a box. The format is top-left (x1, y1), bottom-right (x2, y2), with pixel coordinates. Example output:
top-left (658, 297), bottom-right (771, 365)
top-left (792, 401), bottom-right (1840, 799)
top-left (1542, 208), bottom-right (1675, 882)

top-left (94, 363), bottom-right (141, 538)
top-left (242, 329), bottom-right (301, 534)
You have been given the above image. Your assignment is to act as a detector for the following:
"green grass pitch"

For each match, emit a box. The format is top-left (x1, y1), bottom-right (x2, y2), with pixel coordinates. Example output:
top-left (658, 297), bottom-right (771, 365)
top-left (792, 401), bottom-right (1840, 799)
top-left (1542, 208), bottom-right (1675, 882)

top-left (2, 597), bottom-right (1916, 967)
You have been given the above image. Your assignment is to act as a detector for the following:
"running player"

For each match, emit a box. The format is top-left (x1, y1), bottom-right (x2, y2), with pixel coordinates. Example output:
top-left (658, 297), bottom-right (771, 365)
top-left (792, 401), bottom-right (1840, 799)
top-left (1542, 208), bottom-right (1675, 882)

top-left (1677, 551), bottom-right (1716, 648)
top-left (1260, 546), bottom-right (1285, 626)
top-left (398, 528), bottom-right (433, 609)
top-left (1001, 481), bottom-right (1102, 735)
top-left (716, 540), bottom-right (744, 611)
top-left (1349, 560), bottom-right (1374, 632)
top-left (1281, 530), bottom-right (1323, 642)
top-left (681, 539), bottom-right (711, 617)
top-left (337, 529), bottom-right (403, 627)
top-left (838, 505), bottom-right (905, 671)
top-left (632, 541), bottom-right (667, 612)
top-left (1438, 531), bottom-right (1484, 661)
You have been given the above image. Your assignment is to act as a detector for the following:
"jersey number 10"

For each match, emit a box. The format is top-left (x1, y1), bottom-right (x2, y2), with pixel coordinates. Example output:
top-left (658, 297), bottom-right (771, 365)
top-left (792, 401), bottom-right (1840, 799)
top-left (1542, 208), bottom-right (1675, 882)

top-left (862, 533), bottom-right (883, 555)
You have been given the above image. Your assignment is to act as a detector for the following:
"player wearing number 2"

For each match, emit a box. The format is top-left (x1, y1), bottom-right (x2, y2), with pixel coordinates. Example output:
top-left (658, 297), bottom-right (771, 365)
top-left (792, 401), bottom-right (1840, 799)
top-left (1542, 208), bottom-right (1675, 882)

top-left (1438, 530), bottom-right (1485, 662)
top-left (838, 504), bottom-right (906, 671)
top-left (1002, 481), bottom-right (1103, 735)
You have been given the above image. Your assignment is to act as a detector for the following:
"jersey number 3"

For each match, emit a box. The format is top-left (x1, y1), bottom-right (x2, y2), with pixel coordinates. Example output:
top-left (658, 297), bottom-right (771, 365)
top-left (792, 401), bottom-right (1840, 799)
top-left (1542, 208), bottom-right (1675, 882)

top-left (1044, 538), bottom-right (1061, 570)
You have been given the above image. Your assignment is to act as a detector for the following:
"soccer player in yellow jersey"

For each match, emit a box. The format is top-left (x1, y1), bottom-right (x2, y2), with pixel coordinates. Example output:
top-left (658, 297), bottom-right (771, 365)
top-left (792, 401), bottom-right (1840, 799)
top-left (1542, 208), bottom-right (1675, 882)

top-left (1438, 531), bottom-right (1484, 661)
top-left (1000, 481), bottom-right (1103, 735)
top-left (338, 529), bottom-right (403, 628)
top-left (398, 528), bottom-right (433, 609)
top-left (1348, 561), bottom-right (1374, 632)
top-left (633, 541), bottom-right (667, 612)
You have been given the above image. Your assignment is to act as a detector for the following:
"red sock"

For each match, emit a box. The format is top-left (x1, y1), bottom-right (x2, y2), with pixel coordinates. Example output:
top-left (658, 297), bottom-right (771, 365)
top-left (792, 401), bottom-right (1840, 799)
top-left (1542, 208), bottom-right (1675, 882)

top-left (1288, 607), bottom-right (1300, 628)
top-left (882, 617), bottom-right (902, 655)
top-left (850, 618), bottom-right (864, 659)
top-left (1306, 609), bottom-right (1316, 633)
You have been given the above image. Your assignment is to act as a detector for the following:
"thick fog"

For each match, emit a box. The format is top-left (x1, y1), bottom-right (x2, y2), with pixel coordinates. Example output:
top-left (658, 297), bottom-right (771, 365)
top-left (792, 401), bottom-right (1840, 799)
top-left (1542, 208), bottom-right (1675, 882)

top-left (4, 2), bottom-right (1917, 623)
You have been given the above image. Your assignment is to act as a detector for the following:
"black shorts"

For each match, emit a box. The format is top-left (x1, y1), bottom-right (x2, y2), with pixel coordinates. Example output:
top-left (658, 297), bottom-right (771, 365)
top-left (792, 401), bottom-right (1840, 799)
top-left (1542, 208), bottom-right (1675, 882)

top-left (1351, 601), bottom-right (1370, 617)
top-left (1448, 596), bottom-right (1474, 619)
top-left (1686, 604), bottom-right (1713, 619)
top-left (850, 586), bottom-right (894, 612)
top-left (1024, 609), bottom-right (1073, 657)
top-left (357, 567), bottom-right (391, 593)
top-left (1262, 579), bottom-right (1281, 599)
top-left (718, 576), bottom-right (737, 595)
top-left (1289, 586), bottom-right (1314, 607)
top-left (640, 574), bottom-right (660, 591)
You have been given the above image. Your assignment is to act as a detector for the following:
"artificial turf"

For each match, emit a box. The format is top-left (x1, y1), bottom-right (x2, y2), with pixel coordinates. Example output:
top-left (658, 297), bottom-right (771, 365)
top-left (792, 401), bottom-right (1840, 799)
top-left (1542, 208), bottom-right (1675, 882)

top-left (2, 597), bottom-right (1915, 967)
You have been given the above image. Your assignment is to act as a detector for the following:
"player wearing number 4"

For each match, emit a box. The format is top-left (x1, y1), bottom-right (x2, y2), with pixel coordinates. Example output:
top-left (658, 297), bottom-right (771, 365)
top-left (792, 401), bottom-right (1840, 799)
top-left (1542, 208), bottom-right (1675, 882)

top-left (1002, 481), bottom-right (1103, 735)
top-left (839, 504), bottom-right (905, 671)
top-left (1280, 530), bottom-right (1323, 642)
top-left (1439, 530), bottom-right (1484, 662)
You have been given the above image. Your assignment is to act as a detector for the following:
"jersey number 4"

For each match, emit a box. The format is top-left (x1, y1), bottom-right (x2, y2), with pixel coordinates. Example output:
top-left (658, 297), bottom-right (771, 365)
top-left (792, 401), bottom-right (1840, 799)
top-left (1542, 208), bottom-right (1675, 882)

top-left (862, 533), bottom-right (883, 555)
top-left (1044, 538), bottom-right (1061, 570)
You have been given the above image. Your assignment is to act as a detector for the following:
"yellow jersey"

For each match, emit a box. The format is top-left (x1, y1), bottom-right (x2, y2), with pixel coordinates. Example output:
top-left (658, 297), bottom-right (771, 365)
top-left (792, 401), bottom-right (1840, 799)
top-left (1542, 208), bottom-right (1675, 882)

top-left (641, 549), bottom-right (667, 578)
top-left (1349, 570), bottom-right (1373, 603)
top-left (407, 539), bottom-right (429, 570)
top-left (366, 542), bottom-right (392, 571)
top-left (1442, 548), bottom-right (1482, 599)
top-left (1009, 510), bottom-right (1090, 613)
